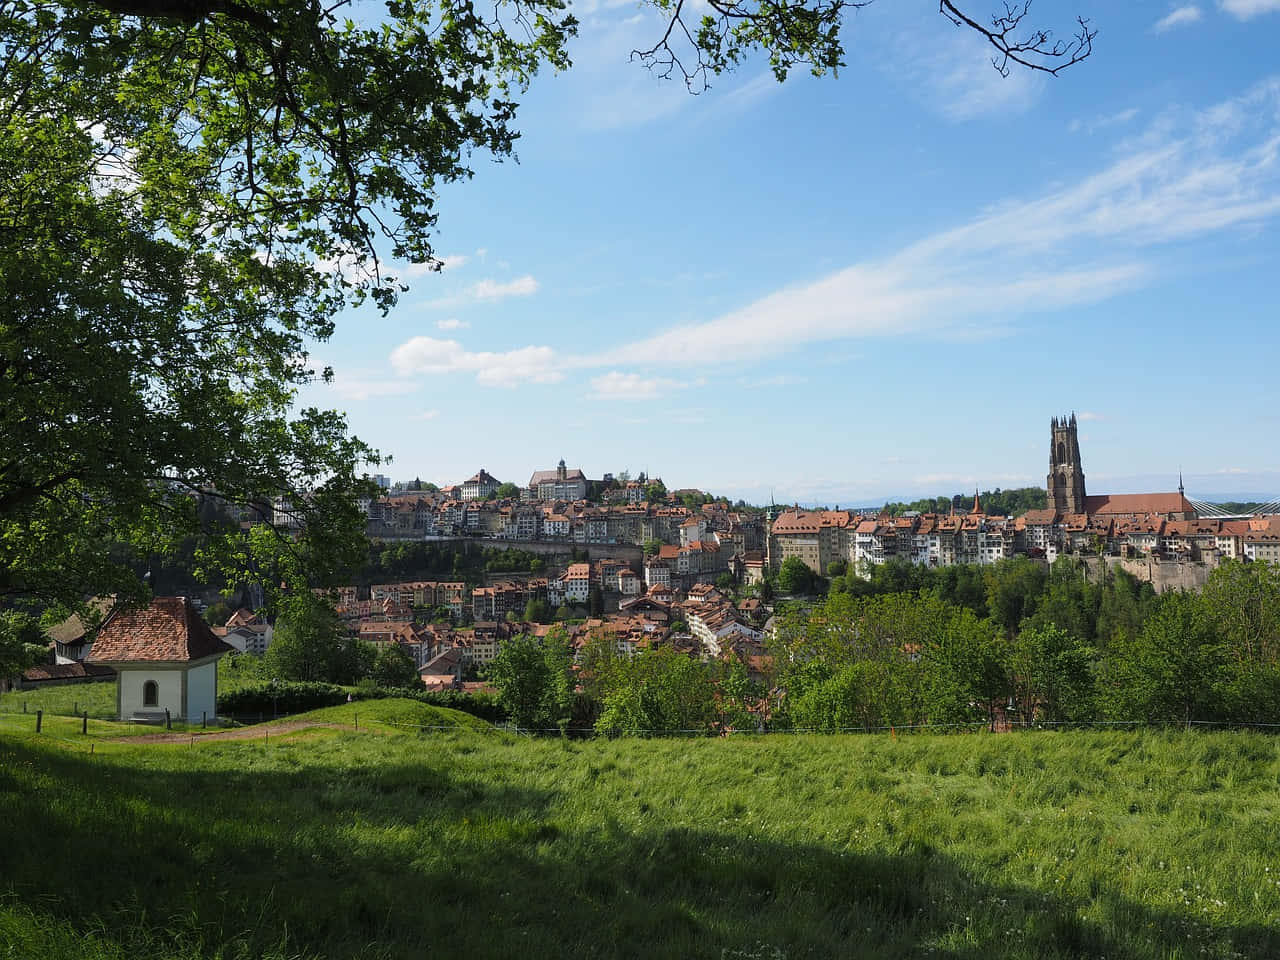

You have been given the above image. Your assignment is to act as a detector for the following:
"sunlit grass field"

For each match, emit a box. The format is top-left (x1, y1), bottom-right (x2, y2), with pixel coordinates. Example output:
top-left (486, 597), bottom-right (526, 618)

top-left (0, 679), bottom-right (118, 718)
top-left (3, 701), bottom-right (1279, 959)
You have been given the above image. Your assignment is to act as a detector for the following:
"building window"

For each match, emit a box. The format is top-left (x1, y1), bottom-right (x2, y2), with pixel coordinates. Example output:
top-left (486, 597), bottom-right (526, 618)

top-left (143, 680), bottom-right (159, 707)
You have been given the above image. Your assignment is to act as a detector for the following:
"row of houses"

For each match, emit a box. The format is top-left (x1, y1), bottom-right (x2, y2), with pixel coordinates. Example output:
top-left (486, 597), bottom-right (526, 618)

top-left (358, 491), bottom-right (765, 550)
top-left (767, 501), bottom-right (1280, 576)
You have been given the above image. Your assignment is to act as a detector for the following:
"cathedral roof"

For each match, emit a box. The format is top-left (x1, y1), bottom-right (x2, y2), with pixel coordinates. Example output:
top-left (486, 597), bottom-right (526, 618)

top-left (1084, 493), bottom-right (1192, 517)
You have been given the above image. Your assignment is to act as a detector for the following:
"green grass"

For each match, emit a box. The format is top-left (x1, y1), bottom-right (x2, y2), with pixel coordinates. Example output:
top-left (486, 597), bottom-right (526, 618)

top-left (3, 713), bottom-right (1279, 959)
top-left (295, 698), bottom-right (494, 730)
top-left (0, 679), bottom-right (117, 718)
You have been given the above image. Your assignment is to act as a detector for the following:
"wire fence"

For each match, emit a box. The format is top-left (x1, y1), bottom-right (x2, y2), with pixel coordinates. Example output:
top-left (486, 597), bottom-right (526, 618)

top-left (7, 701), bottom-right (1280, 740)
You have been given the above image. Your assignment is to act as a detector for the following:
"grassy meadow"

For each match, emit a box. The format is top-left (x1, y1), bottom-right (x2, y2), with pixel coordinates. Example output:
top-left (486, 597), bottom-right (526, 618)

top-left (0, 679), bottom-right (118, 719)
top-left (3, 702), bottom-right (1280, 959)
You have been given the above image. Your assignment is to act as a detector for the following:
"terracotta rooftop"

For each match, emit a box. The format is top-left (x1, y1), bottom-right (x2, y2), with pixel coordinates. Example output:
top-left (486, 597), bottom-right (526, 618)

top-left (88, 597), bottom-right (236, 664)
top-left (1085, 493), bottom-right (1191, 517)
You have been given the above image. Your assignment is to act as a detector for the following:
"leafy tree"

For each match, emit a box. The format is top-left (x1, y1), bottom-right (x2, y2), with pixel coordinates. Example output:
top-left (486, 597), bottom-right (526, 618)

top-left (714, 572), bottom-right (737, 594)
top-left (644, 481), bottom-right (668, 503)
top-left (776, 556), bottom-right (816, 595)
top-left (1102, 591), bottom-right (1219, 723)
top-left (1200, 560), bottom-right (1280, 721)
top-left (1, 0), bottom-right (1093, 609)
top-left (0, 610), bottom-right (47, 682)
top-left (372, 643), bottom-right (420, 690)
top-left (522, 598), bottom-right (552, 624)
top-left (595, 646), bottom-right (715, 736)
top-left (263, 594), bottom-right (370, 684)
top-left (712, 657), bottom-right (766, 732)
top-left (826, 559), bottom-right (847, 578)
top-left (1007, 622), bottom-right (1095, 724)
top-left (486, 631), bottom-right (573, 730)
top-left (1, 107), bottom-right (376, 610)
top-left (984, 556), bottom-right (1048, 636)
top-left (926, 607), bottom-right (1008, 726)
top-left (1023, 557), bottom-right (1098, 646)
top-left (202, 601), bottom-right (234, 628)
top-left (643, 538), bottom-right (665, 557)
top-left (494, 482), bottom-right (522, 500)
top-left (588, 584), bottom-right (604, 617)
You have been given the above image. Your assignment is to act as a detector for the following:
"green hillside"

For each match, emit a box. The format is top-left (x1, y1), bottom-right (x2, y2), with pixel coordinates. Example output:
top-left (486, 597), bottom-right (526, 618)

top-left (3, 714), bottom-right (1279, 959)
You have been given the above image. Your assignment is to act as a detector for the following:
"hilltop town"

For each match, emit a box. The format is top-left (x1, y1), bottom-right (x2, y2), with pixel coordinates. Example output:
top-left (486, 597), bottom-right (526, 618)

top-left (186, 416), bottom-right (1277, 690)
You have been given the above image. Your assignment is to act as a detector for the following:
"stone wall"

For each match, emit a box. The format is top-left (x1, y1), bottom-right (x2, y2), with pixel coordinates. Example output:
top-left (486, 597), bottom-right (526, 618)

top-left (1080, 556), bottom-right (1215, 594)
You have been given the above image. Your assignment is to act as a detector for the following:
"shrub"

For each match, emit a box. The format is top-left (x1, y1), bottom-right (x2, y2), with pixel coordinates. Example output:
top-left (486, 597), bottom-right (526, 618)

top-left (217, 681), bottom-right (348, 717)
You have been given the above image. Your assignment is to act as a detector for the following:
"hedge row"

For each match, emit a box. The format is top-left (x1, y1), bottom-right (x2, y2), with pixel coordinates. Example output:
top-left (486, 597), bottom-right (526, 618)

top-left (217, 682), bottom-right (348, 716)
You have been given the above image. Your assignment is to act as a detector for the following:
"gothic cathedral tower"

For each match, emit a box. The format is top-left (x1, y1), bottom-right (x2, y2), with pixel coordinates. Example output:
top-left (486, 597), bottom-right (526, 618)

top-left (1048, 414), bottom-right (1087, 515)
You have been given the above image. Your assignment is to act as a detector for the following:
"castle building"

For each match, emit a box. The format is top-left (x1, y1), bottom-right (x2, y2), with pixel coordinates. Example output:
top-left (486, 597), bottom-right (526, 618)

top-left (528, 458), bottom-right (587, 501)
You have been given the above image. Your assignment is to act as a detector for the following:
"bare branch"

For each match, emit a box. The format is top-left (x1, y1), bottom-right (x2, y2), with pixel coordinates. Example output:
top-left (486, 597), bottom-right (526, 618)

top-left (939, 1), bottom-right (1095, 77)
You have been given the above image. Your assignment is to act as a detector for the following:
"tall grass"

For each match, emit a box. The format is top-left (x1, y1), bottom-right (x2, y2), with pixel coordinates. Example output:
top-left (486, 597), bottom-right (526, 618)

top-left (0, 680), bottom-right (117, 718)
top-left (3, 711), bottom-right (1278, 959)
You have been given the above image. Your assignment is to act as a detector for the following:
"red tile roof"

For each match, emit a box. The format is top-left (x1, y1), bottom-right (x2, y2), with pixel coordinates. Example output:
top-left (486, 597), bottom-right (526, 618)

top-left (88, 597), bottom-right (236, 664)
top-left (1085, 493), bottom-right (1191, 517)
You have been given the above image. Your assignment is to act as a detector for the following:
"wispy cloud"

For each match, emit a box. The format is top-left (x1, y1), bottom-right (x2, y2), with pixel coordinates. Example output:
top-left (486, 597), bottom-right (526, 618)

top-left (1154, 5), bottom-right (1203, 31)
top-left (1219, 0), bottom-right (1280, 19)
top-left (1069, 107), bottom-right (1140, 135)
top-left (1077, 411), bottom-right (1108, 422)
top-left (590, 371), bottom-right (679, 399)
top-left (410, 409), bottom-right (441, 421)
top-left (325, 370), bottom-right (420, 402)
top-left (390, 336), bottom-right (563, 388)
top-left (387, 79), bottom-right (1280, 387)
top-left (893, 20), bottom-right (1046, 121)
top-left (423, 274), bottom-right (540, 309)
top-left (437, 317), bottom-right (470, 331)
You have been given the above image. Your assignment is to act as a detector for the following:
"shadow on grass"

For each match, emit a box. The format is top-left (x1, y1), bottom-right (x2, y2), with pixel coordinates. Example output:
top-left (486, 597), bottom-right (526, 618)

top-left (2, 735), bottom-right (1276, 960)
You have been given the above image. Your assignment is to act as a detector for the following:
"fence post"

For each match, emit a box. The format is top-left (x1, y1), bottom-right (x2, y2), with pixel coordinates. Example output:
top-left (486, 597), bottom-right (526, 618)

top-left (354, 712), bottom-right (358, 731)
top-left (73, 701), bottom-right (78, 715)
top-left (22, 701), bottom-right (26, 713)
top-left (35, 710), bottom-right (42, 733)
top-left (202, 711), bottom-right (207, 729)
top-left (82, 712), bottom-right (88, 735)
top-left (165, 708), bottom-right (171, 730)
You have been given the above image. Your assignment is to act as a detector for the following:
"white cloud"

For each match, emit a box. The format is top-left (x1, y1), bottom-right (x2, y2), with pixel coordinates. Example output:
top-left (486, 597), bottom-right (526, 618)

top-left (326, 371), bottom-right (420, 402)
top-left (400, 248), bottom-right (485, 278)
top-left (590, 371), bottom-right (679, 399)
top-left (585, 79), bottom-right (1280, 368)
top-left (472, 275), bottom-right (539, 300)
top-left (437, 317), bottom-right (470, 330)
top-left (386, 78), bottom-right (1280, 391)
top-left (1219, 0), bottom-right (1280, 18)
top-left (389, 336), bottom-right (563, 388)
top-left (1155, 5), bottom-right (1203, 31)
top-left (1077, 411), bottom-right (1107, 422)
top-left (894, 21), bottom-right (1046, 121)
top-left (1069, 107), bottom-right (1140, 135)
top-left (409, 409), bottom-right (441, 421)
top-left (424, 274), bottom-right (540, 309)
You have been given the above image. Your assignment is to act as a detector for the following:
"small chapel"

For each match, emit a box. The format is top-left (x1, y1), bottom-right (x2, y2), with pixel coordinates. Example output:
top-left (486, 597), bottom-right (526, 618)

top-left (87, 596), bottom-right (235, 723)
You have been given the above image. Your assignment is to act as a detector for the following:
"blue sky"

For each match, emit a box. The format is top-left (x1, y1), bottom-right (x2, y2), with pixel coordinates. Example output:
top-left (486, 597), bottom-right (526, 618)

top-left (300, 0), bottom-right (1280, 507)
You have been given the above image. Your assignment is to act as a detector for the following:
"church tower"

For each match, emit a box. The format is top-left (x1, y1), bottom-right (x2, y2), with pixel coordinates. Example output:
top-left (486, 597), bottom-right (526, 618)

top-left (1048, 414), bottom-right (1087, 515)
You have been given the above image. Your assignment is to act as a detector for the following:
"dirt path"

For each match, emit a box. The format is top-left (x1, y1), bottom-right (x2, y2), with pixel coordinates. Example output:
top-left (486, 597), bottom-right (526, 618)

top-left (108, 720), bottom-right (351, 744)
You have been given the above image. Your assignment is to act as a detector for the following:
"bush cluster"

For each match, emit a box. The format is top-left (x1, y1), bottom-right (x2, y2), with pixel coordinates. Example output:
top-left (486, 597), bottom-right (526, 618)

top-left (217, 682), bottom-right (349, 717)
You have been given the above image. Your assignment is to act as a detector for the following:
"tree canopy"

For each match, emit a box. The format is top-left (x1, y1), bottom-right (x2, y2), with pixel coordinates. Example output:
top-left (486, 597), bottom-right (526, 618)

top-left (0, 0), bottom-right (1093, 612)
